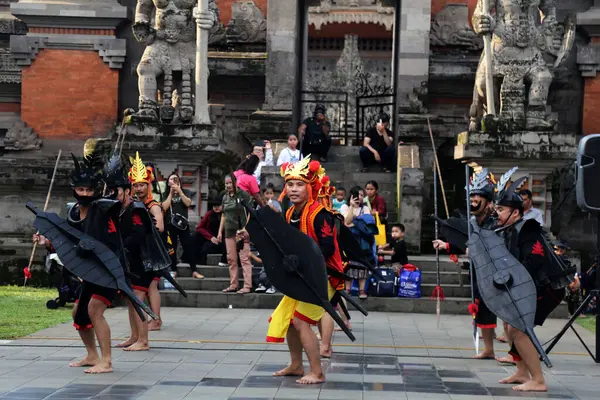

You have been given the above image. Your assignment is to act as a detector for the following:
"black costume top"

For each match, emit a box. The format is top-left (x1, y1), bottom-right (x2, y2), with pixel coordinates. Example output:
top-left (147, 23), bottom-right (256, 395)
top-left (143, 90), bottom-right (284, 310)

top-left (67, 200), bottom-right (123, 258)
top-left (119, 200), bottom-right (148, 274)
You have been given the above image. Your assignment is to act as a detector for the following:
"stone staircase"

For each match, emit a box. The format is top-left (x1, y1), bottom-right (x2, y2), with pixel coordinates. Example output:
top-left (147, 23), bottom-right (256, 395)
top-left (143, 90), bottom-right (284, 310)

top-left (160, 254), bottom-right (569, 318)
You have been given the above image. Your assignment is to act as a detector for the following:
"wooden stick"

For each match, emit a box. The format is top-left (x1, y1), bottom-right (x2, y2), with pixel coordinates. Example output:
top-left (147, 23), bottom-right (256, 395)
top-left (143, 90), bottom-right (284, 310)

top-left (482, 0), bottom-right (496, 115)
top-left (427, 118), bottom-right (450, 218)
top-left (25, 150), bottom-right (62, 286)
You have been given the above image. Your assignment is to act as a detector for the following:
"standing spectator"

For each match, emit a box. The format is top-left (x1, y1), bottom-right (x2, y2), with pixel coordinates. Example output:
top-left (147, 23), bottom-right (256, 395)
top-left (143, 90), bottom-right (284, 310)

top-left (519, 189), bottom-right (544, 225)
top-left (340, 186), bottom-right (377, 299)
top-left (195, 195), bottom-right (227, 274)
top-left (332, 187), bottom-right (346, 212)
top-left (298, 104), bottom-right (332, 162)
top-left (234, 155), bottom-right (266, 208)
top-left (365, 180), bottom-right (388, 222)
top-left (359, 113), bottom-right (397, 172)
top-left (218, 174), bottom-right (254, 294)
top-left (252, 140), bottom-right (274, 184)
top-left (277, 133), bottom-right (303, 166)
top-left (161, 173), bottom-right (196, 278)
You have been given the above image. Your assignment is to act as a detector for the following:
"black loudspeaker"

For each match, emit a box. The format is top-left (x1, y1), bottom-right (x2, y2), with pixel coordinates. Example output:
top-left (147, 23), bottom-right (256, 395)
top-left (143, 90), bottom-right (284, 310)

top-left (577, 134), bottom-right (600, 212)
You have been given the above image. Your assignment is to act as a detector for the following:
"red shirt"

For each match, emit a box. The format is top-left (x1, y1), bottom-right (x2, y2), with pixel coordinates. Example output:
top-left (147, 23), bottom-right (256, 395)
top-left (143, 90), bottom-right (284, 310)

top-left (369, 195), bottom-right (387, 217)
top-left (234, 170), bottom-right (259, 196)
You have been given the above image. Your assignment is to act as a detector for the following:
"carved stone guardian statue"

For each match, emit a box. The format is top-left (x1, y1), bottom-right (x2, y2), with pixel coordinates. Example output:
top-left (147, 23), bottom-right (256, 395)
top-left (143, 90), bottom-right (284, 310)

top-left (469, 0), bottom-right (575, 132)
top-left (132, 0), bottom-right (216, 124)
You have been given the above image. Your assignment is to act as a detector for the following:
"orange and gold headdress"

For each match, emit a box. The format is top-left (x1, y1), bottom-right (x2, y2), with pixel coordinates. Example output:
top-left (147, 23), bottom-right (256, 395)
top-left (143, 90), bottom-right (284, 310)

top-left (279, 155), bottom-right (333, 207)
top-left (318, 175), bottom-right (336, 210)
top-left (128, 152), bottom-right (155, 200)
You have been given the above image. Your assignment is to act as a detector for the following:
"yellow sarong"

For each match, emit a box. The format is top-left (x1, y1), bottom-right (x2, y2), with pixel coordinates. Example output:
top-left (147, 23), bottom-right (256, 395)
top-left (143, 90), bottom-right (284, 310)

top-left (266, 284), bottom-right (335, 343)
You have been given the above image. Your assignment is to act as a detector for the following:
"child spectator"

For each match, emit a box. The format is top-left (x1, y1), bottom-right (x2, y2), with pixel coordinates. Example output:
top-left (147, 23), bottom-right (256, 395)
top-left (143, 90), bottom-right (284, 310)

top-left (250, 251), bottom-right (277, 294)
top-left (277, 133), bottom-right (303, 166)
top-left (262, 183), bottom-right (282, 213)
top-left (378, 223), bottom-right (408, 275)
top-left (332, 187), bottom-right (346, 212)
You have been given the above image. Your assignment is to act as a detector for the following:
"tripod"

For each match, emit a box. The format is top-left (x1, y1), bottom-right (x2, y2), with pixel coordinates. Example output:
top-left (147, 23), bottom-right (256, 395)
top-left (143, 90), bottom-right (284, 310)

top-left (544, 214), bottom-right (600, 363)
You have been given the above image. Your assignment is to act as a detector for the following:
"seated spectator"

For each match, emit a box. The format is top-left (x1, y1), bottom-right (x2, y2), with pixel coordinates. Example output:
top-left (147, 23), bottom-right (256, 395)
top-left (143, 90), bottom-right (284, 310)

top-left (261, 183), bottom-right (282, 213)
top-left (378, 224), bottom-right (408, 276)
top-left (277, 133), bottom-right (303, 166)
top-left (332, 187), bottom-right (346, 212)
top-left (195, 195), bottom-right (227, 275)
top-left (250, 252), bottom-right (277, 294)
top-left (365, 180), bottom-right (387, 222)
top-left (340, 186), bottom-right (377, 299)
top-left (359, 113), bottom-right (397, 172)
top-left (252, 140), bottom-right (274, 184)
top-left (234, 155), bottom-right (266, 208)
top-left (519, 189), bottom-right (544, 225)
top-left (298, 104), bottom-right (332, 162)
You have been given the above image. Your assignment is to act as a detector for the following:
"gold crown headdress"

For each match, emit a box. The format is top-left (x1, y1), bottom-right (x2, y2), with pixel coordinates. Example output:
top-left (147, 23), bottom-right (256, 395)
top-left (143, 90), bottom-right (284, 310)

top-left (279, 155), bottom-right (329, 204)
top-left (128, 151), bottom-right (154, 185)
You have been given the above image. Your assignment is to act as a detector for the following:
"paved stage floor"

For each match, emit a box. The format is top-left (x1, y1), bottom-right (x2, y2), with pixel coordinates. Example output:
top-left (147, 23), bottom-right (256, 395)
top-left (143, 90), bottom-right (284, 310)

top-left (0, 307), bottom-right (598, 399)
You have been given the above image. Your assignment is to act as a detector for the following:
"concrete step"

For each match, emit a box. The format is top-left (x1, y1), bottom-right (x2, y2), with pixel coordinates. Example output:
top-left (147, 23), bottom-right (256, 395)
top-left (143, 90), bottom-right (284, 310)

top-left (158, 289), bottom-right (569, 318)
top-left (170, 277), bottom-right (472, 297)
top-left (175, 265), bottom-right (469, 284)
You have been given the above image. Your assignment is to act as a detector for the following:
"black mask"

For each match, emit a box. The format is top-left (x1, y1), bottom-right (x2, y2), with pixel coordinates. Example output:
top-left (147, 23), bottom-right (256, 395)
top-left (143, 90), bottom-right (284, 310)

top-left (73, 189), bottom-right (100, 206)
top-left (470, 200), bottom-right (482, 213)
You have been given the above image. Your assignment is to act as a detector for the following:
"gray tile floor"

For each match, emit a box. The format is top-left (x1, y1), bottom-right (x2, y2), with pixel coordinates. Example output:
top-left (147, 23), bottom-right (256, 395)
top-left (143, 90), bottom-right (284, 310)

top-left (0, 307), bottom-right (597, 399)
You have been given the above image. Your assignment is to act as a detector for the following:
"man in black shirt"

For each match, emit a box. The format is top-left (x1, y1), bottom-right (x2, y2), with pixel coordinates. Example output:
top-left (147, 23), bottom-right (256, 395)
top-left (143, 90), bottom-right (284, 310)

top-left (298, 104), bottom-right (332, 162)
top-left (359, 113), bottom-right (396, 172)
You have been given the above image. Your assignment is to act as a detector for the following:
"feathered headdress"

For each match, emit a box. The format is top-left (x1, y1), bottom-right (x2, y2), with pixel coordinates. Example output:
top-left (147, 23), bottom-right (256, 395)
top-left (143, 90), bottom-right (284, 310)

top-left (128, 152), bottom-right (154, 185)
top-left (496, 166), bottom-right (527, 210)
top-left (318, 175), bottom-right (336, 210)
top-left (279, 155), bottom-right (325, 203)
top-left (468, 168), bottom-right (496, 201)
top-left (104, 153), bottom-right (131, 189)
top-left (70, 151), bottom-right (103, 189)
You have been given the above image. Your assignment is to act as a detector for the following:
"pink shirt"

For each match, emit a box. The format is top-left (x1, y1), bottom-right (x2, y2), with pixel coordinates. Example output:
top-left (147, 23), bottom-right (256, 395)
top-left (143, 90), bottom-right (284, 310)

top-left (234, 170), bottom-right (259, 196)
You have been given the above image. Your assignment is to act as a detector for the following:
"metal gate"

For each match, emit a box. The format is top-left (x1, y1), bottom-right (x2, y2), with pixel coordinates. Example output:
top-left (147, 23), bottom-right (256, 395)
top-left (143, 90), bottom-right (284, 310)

top-left (355, 71), bottom-right (395, 144)
top-left (299, 91), bottom-right (349, 144)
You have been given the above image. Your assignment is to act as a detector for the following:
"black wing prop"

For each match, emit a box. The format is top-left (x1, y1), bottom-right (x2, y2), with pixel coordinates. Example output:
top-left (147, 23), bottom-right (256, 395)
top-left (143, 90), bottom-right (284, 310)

top-left (467, 220), bottom-right (552, 367)
top-left (430, 215), bottom-right (469, 254)
top-left (241, 202), bottom-right (356, 341)
top-left (27, 202), bottom-right (158, 322)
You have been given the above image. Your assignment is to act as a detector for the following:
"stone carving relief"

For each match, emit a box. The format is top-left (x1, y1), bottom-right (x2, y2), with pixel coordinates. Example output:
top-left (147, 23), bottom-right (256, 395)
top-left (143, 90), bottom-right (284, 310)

top-left (226, 1), bottom-right (266, 44)
top-left (0, 121), bottom-right (42, 151)
top-left (0, 18), bottom-right (27, 35)
top-left (469, 1), bottom-right (576, 132)
top-left (309, 0), bottom-right (394, 31)
top-left (0, 49), bottom-right (20, 84)
top-left (208, 0), bottom-right (226, 46)
top-left (430, 4), bottom-right (482, 50)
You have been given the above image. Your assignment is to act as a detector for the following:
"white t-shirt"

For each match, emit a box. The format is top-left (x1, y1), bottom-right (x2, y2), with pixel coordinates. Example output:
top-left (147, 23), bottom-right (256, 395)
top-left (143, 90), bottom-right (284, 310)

top-left (277, 147), bottom-right (303, 166)
top-left (253, 148), bottom-right (274, 185)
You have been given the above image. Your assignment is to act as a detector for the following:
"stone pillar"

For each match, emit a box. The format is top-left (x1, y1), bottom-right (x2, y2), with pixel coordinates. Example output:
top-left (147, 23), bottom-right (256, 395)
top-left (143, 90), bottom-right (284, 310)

top-left (395, 0), bottom-right (431, 113)
top-left (263, 0), bottom-right (301, 112)
top-left (194, 0), bottom-right (211, 125)
top-left (9, 0), bottom-right (127, 139)
top-left (577, 3), bottom-right (600, 134)
top-left (397, 168), bottom-right (424, 253)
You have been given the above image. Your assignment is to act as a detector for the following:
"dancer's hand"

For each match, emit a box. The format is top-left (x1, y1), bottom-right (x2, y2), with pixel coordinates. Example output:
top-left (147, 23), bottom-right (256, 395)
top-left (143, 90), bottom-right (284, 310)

top-left (432, 239), bottom-right (447, 250)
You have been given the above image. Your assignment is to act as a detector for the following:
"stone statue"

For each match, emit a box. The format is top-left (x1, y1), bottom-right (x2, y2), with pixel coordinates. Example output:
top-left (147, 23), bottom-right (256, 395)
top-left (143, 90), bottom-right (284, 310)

top-left (0, 121), bottom-right (42, 151)
top-left (469, 0), bottom-right (574, 132)
top-left (133, 0), bottom-right (216, 123)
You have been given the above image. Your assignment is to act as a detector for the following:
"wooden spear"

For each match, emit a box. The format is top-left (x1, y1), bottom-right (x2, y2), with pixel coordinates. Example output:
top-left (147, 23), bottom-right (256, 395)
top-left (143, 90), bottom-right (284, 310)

top-left (24, 150), bottom-right (62, 287)
top-left (427, 118), bottom-right (449, 218)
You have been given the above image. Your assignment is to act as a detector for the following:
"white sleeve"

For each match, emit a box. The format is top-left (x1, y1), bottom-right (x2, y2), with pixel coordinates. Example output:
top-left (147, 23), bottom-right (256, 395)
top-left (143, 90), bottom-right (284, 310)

top-left (253, 162), bottom-right (264, 183)
top-left (265, 148), bottom-right (274, 166)
top-left (536, 210), bottom-right (545, 226)
top-left (339, 204), bottom-right (350, 218)
top-left (277, 149), bottom-right (289, 166)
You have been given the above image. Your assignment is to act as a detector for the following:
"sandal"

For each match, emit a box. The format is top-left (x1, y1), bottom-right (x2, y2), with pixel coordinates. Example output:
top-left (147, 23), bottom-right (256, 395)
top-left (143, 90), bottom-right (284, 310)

top-left (237, 288), bottom-right (251, 294)
top-left (222, 287), bottom-right (238, 293)
top-left (359, 290), bottom-right (368, 299)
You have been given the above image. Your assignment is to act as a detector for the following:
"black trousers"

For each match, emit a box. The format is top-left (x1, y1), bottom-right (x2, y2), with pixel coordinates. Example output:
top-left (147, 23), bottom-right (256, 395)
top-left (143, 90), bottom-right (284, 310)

top-left (302, 135), bottom-right (332, 159)
top-left (359, 146), bottom-right (396, 171)
top-left (167, 225), bottom-right (195, 273)
top-left (195, 235), bottom-right (226, 270)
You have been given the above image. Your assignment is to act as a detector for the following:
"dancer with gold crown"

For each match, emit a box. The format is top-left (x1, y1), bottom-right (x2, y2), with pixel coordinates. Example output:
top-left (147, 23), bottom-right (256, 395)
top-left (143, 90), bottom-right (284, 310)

top-left (128, 152), bottom-right (171, 331)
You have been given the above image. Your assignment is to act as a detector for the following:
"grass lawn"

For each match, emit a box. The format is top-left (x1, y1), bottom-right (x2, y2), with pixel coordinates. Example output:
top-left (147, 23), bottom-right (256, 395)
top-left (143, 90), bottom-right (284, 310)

top-left (577, 315), bottom-right (597, 333)
top-left (0, 285), bottom-right (72, 340)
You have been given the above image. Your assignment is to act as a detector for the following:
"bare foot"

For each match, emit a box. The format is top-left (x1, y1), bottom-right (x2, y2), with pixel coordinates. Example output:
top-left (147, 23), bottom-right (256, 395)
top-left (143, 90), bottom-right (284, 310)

top-left (320, 345), bottom-right (332, 359)
top-left (296, 372), bottom-right (325, 384)
top-left (472, 350), bottom-right (495, 360)
top-left (496, 335), bottom-right (508, 343)
top-left (123, 342), bottom-right (149, 352)
top-left (513, 380), bottom-right (548, 392)
top-left (69, 356), bottom-right (99, 368)
top-left (148, 320), bottom-right (162, 331)
top-left (496, 355), bottom-right (516, 365)
top-left (115, 337), bottom-right (136, 348)
top-left (273, 365), bottom-right (304, 377)
top-left (499, 372), bottom-right (530, 385)
top-left (84, 361), bottom-right (113, 374)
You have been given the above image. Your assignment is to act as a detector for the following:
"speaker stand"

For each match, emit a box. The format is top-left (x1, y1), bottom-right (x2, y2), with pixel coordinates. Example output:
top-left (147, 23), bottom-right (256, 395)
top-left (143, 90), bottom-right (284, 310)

top-left (544, 213), bottom-right (600, 363)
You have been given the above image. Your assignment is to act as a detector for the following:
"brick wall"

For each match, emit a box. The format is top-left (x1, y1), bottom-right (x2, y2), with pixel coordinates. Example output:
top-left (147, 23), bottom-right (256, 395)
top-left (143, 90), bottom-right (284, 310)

top-left (21, 49), bottom-right (119, 139)
top-left (583, 77), bottom-right (600, 135)
top-left (0, 103), bottom-right (20, 113)
top-left (217, 0), bottom-right (268, 25)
